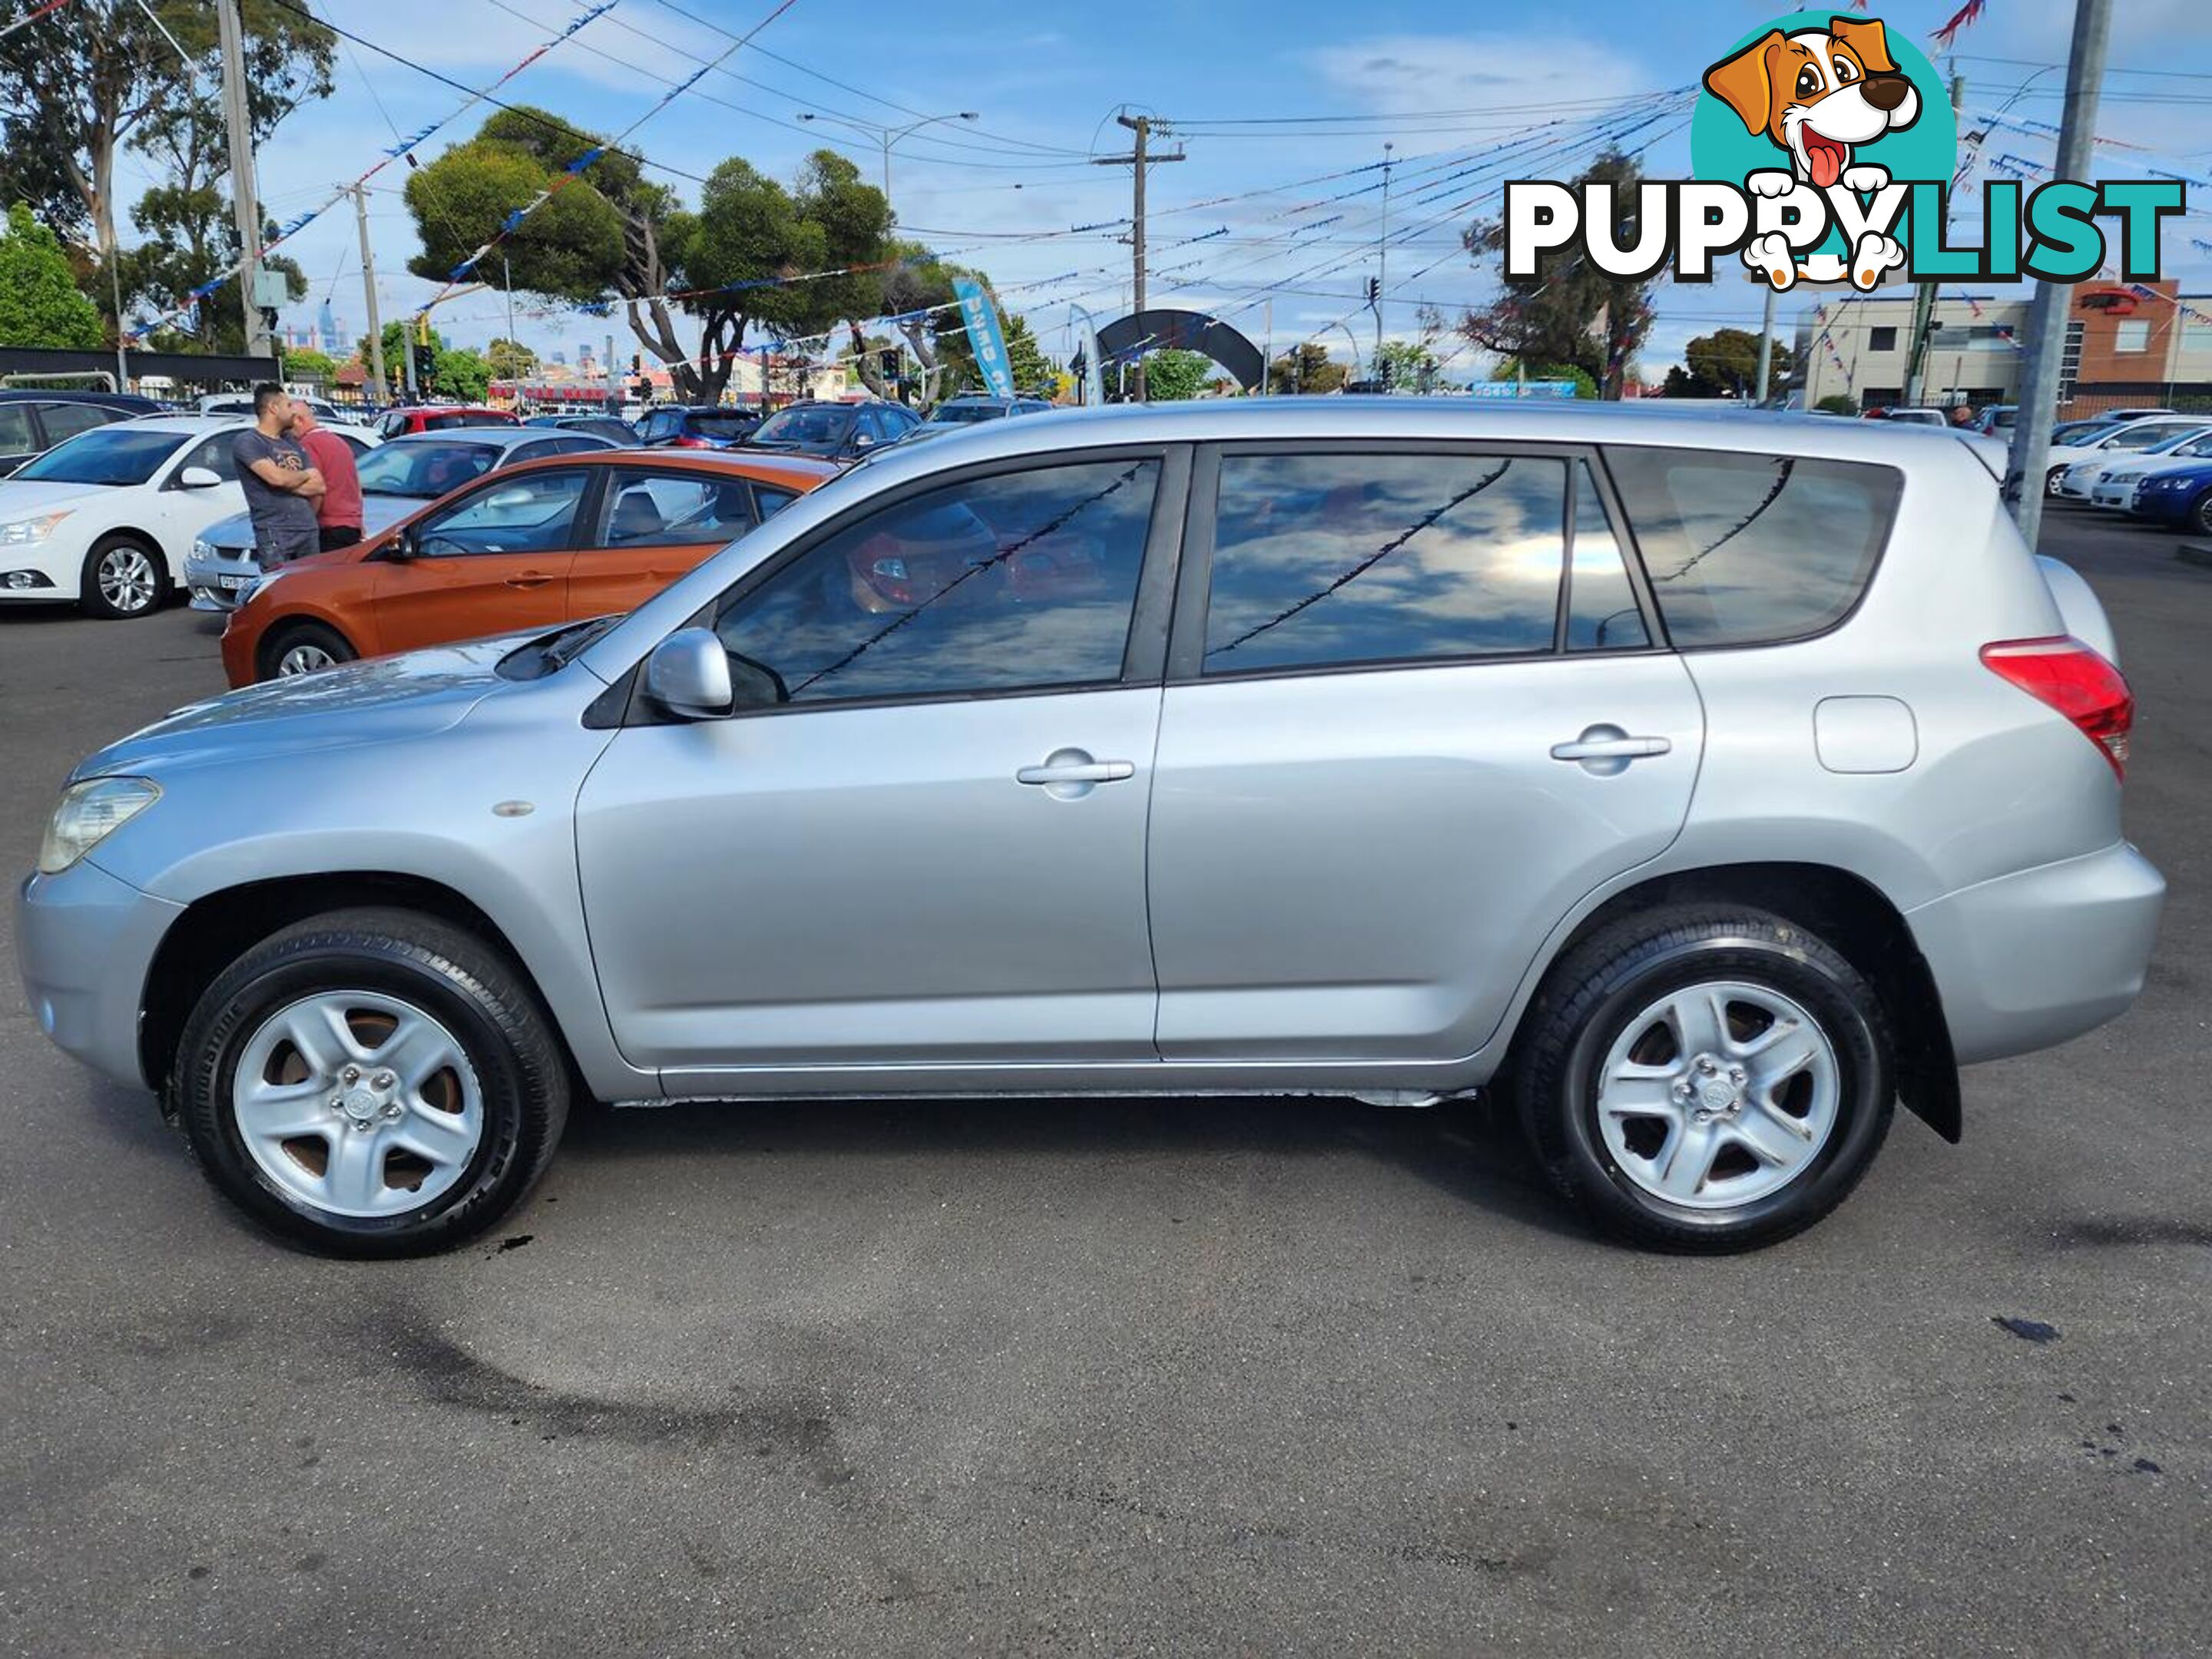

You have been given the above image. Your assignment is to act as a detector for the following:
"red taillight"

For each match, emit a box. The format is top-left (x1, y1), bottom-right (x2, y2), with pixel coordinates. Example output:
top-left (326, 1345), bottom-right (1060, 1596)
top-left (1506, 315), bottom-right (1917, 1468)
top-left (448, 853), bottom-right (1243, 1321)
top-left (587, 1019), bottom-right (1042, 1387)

top-left (1981, 636), bottom-right (2134, 779)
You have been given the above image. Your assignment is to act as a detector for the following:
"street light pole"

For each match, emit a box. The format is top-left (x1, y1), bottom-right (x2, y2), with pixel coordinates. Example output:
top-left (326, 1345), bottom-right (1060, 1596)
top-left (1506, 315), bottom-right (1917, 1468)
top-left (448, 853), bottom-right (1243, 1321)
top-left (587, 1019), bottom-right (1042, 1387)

top-left (1375, 141), bottom-right (1392, 383)
top-left (795, 110), bottom-right (980, 217)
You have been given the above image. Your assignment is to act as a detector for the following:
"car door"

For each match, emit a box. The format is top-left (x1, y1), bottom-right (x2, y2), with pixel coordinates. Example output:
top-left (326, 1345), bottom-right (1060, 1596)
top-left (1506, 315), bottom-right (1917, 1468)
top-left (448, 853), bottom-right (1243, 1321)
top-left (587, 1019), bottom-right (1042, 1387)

top-left (572, 447), bottom-right (1184, 1084)
top-left (147, 429), bottom-right (250, 574)
top-left (568, 464), bottom-right (759, 620)
top-left (1145, 444), bottom-right (1705, 1065)
top-left (368, 466), bottom-right (591, 654)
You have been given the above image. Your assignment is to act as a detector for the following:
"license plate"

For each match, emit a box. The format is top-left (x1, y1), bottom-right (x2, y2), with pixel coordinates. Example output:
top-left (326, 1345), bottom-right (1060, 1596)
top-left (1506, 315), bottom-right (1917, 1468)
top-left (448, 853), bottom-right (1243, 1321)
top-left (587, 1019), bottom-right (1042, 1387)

top-left (218, 574), bottom-right (250, 591)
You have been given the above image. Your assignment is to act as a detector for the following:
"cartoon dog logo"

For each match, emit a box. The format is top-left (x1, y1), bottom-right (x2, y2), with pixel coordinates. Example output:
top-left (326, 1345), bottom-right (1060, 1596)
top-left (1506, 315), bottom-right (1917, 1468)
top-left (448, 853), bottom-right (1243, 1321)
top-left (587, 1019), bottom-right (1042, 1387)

top-left (1704, 15), bottom-right (1923, 290)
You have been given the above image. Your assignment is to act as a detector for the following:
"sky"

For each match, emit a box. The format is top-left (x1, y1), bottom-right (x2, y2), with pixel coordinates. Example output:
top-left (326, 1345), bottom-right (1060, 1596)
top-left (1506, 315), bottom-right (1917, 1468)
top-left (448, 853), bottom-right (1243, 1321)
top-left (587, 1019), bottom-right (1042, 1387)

top-left (108, 0), bottom-right (2212, 383)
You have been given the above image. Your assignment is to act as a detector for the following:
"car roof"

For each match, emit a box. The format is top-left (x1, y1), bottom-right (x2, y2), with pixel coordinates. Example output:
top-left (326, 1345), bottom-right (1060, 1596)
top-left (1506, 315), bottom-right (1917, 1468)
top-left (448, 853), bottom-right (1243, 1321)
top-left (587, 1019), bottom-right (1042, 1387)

top-left (106, 413), bottom-right (254, 434)
top-left (0, 389), bottom-right (158, 407)
top-left (500, 447), bottom-right (843, 487)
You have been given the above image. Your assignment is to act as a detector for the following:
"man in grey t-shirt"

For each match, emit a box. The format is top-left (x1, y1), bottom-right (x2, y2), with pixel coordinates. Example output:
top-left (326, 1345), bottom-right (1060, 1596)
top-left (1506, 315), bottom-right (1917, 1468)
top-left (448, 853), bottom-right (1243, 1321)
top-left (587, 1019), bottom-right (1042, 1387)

top-left (230, 384), bottom-right (325, 570)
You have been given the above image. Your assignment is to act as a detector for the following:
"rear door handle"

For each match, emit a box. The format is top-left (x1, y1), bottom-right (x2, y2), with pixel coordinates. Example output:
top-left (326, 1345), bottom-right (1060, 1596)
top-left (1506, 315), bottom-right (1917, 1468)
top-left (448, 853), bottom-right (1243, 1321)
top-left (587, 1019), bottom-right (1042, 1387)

top-left (1551, 725), bottom-right (1672, 775)
top-left (1016, 747), bottom-right (1135, 800)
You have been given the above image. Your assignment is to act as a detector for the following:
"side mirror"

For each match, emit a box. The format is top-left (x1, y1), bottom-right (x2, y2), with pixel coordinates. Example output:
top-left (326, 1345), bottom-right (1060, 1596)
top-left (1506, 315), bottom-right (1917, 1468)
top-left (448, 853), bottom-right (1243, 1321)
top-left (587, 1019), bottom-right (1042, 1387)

top-left (851, 431), bottom-right (876, 450)
top-left (177, 466), bottom-right (223, 490)
top-left (381, 528), bottom-right (417, 561)
top-left (644, 628), bottom-right (735, 720)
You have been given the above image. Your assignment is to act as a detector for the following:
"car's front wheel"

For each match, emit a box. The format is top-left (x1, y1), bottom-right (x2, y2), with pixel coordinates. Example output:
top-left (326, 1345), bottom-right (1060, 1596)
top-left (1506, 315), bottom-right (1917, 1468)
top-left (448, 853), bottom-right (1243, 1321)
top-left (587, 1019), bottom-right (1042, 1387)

top-left (1514, 906), bottom-right (1893, 1252)
top-left (259, 620), bottom-right (357, 680)
top-left (79, 535), bottom-right (167, 618)
top-left (2191, 490), bottom-right (2212, 537)
top-left (173, 909), bottom-right (569, 1256)
top-left (2046, 466), bottom-right (2069, 498)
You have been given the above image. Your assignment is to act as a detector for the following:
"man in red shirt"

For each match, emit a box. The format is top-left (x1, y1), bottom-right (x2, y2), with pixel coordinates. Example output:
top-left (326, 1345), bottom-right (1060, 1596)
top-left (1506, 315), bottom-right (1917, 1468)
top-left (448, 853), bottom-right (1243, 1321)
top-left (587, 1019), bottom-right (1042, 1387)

top-left (290, 406), bottom-right (364, 552)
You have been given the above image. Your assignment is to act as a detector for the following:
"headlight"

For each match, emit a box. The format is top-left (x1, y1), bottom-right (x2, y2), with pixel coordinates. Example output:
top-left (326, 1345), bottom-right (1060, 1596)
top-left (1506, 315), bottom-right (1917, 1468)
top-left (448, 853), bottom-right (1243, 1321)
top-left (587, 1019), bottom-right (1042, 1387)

top-left (190, 538), bottom-right (214, 561)
top-left (0, 510), bottom-right (72, 545)
top-left (37, 776), bottom-right (161, 875)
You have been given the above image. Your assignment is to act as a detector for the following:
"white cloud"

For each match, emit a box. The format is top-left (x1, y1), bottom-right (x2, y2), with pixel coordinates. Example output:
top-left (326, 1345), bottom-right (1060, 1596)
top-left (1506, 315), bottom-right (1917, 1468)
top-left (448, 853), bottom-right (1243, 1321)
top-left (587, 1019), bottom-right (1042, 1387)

top-left (1306, 32), bottom-right (1649, 119)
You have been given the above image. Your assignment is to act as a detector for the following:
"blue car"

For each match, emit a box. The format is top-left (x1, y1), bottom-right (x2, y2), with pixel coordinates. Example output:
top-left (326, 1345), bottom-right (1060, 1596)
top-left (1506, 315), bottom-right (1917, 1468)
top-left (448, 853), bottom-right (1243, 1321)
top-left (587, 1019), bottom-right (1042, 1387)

top-left (2126, 458), bottom-right (2212, 534)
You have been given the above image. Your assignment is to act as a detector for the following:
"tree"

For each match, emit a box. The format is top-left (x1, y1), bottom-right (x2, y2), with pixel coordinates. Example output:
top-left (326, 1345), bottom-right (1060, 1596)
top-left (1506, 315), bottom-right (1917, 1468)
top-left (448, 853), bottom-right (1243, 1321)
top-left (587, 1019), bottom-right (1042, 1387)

top-left (1664, 328), bottom-right (1797, 399)
top-left (486, 338), bottom-right (539, 380)
top-left (1460, 149), bottom-right (1655, 399)
top-left (1267, 342), bottom-right (1349, 396)
top-left (1492, 359), bottom-right (1598, 399)
top-left (1816, 392), bottom-right (1858, 416)
top-left (1002, 313), bottom-right (1053, 393)
top-left (434, 346), bottom-right (492, 403)
top-left (1143, 348), bottom-right (1212, 402)
top-left (282, 346), bottom-right (336, 384)
top-left (1374, 339), bottom-right (1445, 393)
top-left (0, 205), bottom-right (101, 348)
top-left (0, 2), bottom-right (332, 333)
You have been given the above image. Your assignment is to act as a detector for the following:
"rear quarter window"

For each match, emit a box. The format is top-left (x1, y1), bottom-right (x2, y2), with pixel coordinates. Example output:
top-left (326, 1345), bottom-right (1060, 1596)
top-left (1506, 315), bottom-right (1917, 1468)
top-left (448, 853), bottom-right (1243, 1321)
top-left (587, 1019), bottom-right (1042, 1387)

top-left (1603, 447), bottom-right (1902, 648)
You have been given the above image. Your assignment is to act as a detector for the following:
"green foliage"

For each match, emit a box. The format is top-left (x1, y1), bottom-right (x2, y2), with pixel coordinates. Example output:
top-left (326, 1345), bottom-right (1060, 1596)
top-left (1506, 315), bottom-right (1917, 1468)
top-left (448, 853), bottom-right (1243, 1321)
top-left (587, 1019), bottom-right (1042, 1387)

top-left (406, 139), bottom-right (624, 302)
top-left (1374, 339), bottom-right (1446, 393)
top-left (433, 346), bottom-right (492, 403)
top-left (0, 204), bottom-right (101, 348)
top-left (486, 338), bottom-right (539, 380)
top-left (1267, 342), bottom-right (1349, 396)
top-left (1815, 392), bottom-right (1858, 416)
top-left (1002, 313), bottom-right (1053, 392)
top-left (1142, 348), bottom-right (1211, 402)
top-left (282, 346), bottom-right (336, 384)
top-left (1663, 328), bottom-right (1796, 399)
top-left (1463, 150), bottom-right (1655, 398)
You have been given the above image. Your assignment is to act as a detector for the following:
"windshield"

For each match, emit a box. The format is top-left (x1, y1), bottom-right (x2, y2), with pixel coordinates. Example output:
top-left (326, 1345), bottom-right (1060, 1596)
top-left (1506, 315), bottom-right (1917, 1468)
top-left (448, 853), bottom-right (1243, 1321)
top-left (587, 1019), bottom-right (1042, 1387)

top-left (356, 439), bottom-right (502, 498)
top-left (751, 406), bottom-right (853, 447)
top-left (687, 413), bottom-right (758, 442)
top-left (2104, 424), bottom-right (2187, 452)
top-left (15, 426), bottom-right (187, 485)
top-left (2142, 428), bottom-right (2212, 455)
top-left (925, 403), bottom-right (1005, 426)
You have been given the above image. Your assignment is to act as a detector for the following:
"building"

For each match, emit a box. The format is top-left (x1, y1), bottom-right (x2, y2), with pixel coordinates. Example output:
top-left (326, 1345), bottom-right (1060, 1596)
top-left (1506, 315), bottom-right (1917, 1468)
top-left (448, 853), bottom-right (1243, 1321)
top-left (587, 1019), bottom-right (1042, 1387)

top-left (1796, 281), bottom-right (2212, 416)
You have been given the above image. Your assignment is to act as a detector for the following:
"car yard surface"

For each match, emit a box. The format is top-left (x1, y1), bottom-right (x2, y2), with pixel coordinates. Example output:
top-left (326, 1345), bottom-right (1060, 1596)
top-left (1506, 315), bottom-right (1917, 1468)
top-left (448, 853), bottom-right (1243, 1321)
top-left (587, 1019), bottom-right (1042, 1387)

top-left (1, 510), bottom-right (2205, 1657)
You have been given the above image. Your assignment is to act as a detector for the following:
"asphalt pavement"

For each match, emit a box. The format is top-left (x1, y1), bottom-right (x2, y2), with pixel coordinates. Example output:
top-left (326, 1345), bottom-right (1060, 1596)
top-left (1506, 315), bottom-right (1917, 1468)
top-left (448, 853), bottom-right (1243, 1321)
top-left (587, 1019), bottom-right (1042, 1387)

top-left (1, 512), bottom-right (2206, 1657)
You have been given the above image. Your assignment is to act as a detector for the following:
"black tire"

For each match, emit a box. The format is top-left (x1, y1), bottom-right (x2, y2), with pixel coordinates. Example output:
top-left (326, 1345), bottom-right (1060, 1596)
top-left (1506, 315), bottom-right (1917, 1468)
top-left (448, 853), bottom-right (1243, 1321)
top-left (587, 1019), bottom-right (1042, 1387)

top-left (78, 533), bottom-right (167, 619)
top-left (1512, 906), bottom-right (1893, 1253)
top-left (257, 619), bottom-right (356, 681)
top-left (173, 908), bottom-right (569, 1257)
top-left (2045, 466), bottom-right (2068, 499)
top-left (2191, 489), bottom-right (2212, 538)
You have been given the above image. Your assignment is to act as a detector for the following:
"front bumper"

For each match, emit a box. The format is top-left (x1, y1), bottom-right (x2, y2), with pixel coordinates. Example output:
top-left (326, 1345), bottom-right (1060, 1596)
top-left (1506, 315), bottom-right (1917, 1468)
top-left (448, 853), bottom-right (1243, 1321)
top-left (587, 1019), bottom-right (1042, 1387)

top-left (15, 860), bottom-right (184, 1091)
top-left (2056, 472), bottom-right (2099, 499)
top-left (1907, 840), bottom-right (2165, 1067)
top-left (2090, 484), bottom-right (2134, 509)
top-left (184, 545), bottom-right (258, 613)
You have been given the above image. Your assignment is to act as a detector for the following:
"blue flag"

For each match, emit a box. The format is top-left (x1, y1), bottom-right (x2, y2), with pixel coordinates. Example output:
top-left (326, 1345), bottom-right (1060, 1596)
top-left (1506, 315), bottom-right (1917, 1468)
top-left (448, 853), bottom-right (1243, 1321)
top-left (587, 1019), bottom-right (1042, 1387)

top-left (954, 279), bottom-right (1015, 398)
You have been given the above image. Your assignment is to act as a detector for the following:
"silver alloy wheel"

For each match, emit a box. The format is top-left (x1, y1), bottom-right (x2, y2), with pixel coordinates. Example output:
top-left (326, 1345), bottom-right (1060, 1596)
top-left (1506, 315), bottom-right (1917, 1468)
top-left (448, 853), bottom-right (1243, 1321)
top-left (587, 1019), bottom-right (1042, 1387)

top-left (1594, 980), bottom-right (1840, 1211)
top-left (276, 641), bottom-right (336, 676)
top-left (231, 990), bottom-right (485, 1219)
top-left (98, 545), bottom-right (159, 613)
top-left (2046, 468), bottom-right (2067, 497)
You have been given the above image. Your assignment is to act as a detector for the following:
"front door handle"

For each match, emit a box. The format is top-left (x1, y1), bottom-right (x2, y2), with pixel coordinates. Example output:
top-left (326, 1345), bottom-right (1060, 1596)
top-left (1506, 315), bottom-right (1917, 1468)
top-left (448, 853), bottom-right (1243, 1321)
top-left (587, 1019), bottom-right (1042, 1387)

top-left (1015, 747), bottom-right (1135, 800)
top-left (1551, 724), bottom-right (1672, 777)
top-left (505, 575), bottom-right (553, 589)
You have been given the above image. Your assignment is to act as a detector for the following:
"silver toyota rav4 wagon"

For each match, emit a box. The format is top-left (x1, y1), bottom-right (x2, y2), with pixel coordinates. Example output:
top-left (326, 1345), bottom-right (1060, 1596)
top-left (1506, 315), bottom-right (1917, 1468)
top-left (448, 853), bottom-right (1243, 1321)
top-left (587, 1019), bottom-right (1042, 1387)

top-left (16, 402), bottom-right (2164, 1255)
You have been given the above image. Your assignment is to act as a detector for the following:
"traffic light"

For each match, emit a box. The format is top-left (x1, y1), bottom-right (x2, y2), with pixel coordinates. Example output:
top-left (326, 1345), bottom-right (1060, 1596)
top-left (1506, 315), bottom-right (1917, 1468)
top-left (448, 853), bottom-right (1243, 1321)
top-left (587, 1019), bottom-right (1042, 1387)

top-left (1366, 277), bottom-right (1380, 305)
top-left (412, 342), bottom-right (436, 387)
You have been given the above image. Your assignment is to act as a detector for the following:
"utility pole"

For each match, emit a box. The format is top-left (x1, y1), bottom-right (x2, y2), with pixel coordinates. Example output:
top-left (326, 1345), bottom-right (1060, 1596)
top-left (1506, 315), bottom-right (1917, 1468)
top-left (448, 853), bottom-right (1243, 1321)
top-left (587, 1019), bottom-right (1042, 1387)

top-left (2006, 0), bottom-right (2111, 547)
top-left (1904, 71), bottom-right (1968, 406)
top-left (1092, 114), bottom-right (1184, 401)
top-left (214, 0), bottom-right (272, 362)
top-left (1260, 297), bottom-right (1272, 397)
top-left (1376, 142), bottom-right (1393, 384)
top-left (351, 186), bottom-right (387, 403)
top-left (1754, 278), bottom-right (1777, 404)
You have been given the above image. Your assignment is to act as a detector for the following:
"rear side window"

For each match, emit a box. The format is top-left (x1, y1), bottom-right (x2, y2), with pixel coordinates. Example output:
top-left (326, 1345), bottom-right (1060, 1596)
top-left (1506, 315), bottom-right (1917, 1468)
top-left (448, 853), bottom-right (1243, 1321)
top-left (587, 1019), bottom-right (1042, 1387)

top-left (1201, 451), bottom-right (1565, 674)
top-left (1604, 447), bottom-right (1901, 648)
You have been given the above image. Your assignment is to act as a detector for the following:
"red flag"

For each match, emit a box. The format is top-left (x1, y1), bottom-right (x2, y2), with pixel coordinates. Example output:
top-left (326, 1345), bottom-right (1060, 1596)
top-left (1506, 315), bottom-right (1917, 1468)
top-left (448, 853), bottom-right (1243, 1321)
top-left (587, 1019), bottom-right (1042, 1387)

top-left (1932, 0), bottom-right (1988, 48)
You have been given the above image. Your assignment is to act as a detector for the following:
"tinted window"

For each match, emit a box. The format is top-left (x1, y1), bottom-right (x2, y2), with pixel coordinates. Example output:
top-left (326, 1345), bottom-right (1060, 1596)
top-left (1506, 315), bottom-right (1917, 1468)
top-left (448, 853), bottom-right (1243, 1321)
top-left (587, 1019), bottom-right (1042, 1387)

top-left (754, 485), bottom-right (797, 519)
top-left (925, 403), bottom-right (1002, 426)
top-left (379, 412), bottom-right (409, 439)
top-left (426, 411), bottom-right (510, 432)
top-left (1566, 461), bottom-right (1648, 651)
top-left (712, 457), bottom-right (1157, 706)
top-left (752, 405), bottom-right (853, 449)
top-left (685, 412), bottom-right (757, 442)
top-left (1604, 447), bottom-right (1901, 648)
top-left (15, 426), bottom-right (186, 485)
top-left (172, 431), bottom-right (244, 482)
top-left (415, 469), bottom-right (591, 557)
top-left (38, 402), bottom-right (117, 444)
top-left (0, 402), bottom-right (38, 452)
top-left (597, 471), bottom-right (755, 547)
top-left (356, 439), bottom-right (502, 498)
top-left (1202, 452), bottom-right (1565, 674)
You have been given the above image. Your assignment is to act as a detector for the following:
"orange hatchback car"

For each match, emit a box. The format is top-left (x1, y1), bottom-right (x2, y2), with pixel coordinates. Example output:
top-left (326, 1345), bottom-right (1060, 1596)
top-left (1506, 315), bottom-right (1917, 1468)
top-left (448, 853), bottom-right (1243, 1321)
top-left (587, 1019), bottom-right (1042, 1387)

top-left (221, 450), bottom-right (839, 685)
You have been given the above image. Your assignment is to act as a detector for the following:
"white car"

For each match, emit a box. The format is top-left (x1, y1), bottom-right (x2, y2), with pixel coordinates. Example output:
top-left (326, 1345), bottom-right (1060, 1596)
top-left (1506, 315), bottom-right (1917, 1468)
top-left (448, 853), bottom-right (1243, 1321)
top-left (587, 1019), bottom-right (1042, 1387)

top-left (2081, 428), bottom-right (2212, 509)
top-left (197, 392), bottom-right (363, 428)
top-left (0, 415), bottom-right (258, 618)
top-left (2044, 416), bottom-right (2212, 499)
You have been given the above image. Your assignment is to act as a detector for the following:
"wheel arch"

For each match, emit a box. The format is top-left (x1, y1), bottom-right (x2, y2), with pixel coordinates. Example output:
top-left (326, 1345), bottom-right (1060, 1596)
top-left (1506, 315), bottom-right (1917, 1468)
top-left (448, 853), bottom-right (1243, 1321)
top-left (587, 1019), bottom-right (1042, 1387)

top-left (1507, 861), bottom-right (1961, 1143)
top-left (137, 871), bottom-right (583, 1109)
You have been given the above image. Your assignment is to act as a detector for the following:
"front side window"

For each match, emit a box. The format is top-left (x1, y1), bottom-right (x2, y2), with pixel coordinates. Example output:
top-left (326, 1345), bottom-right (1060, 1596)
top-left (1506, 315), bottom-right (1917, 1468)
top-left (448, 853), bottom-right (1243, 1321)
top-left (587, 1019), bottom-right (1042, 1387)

top-left (712, 457), bottom-right (1158, 706)
top-left (1605, 447), bottom-right (1901, 648)
top-left (1201, 452), bottom-right (1566, 674)
top-left (171, 430), bottom-right (244, 482)
top-left (596, 470), bottom-right (755, 548)
top-left (413, 469), bottom-right (590, 558)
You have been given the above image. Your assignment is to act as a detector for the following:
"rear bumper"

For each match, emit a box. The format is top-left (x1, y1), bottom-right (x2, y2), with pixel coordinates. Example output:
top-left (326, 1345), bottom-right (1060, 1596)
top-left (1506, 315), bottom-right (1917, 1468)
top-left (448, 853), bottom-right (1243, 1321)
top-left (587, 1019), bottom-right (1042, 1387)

top-left (15, 861), bottom-right (184, 1091)
top-left (1907, 841), bottom-right (2165, 1066)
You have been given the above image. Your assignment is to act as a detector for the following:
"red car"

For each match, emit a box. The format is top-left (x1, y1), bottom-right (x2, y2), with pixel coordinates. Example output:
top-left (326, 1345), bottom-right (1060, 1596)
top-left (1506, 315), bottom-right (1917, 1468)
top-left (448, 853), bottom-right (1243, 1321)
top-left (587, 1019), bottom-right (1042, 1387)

top-left (374, 405), bottom-right (518, 439)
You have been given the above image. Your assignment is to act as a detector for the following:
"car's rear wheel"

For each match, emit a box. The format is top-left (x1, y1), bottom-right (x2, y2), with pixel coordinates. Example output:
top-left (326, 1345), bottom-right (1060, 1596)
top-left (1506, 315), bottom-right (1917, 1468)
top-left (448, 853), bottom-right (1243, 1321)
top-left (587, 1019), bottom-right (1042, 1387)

top-left (173, 909), bottom-right (568, 1257)
top-left (260, 620), bottom-right (356, 680)
top-left (2192, 490), bottom-right (2212, 537)
top-left (1513, 906), bottom-right (1893, 1253)
top-left (79, 535), bottom-right (167, 618)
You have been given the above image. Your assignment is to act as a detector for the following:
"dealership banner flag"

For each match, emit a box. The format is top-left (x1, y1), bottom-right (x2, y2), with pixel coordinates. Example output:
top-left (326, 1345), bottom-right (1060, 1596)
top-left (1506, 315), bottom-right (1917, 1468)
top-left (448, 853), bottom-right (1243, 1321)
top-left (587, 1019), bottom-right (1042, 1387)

top-left (955, 279), bottom-right (1015, 399)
